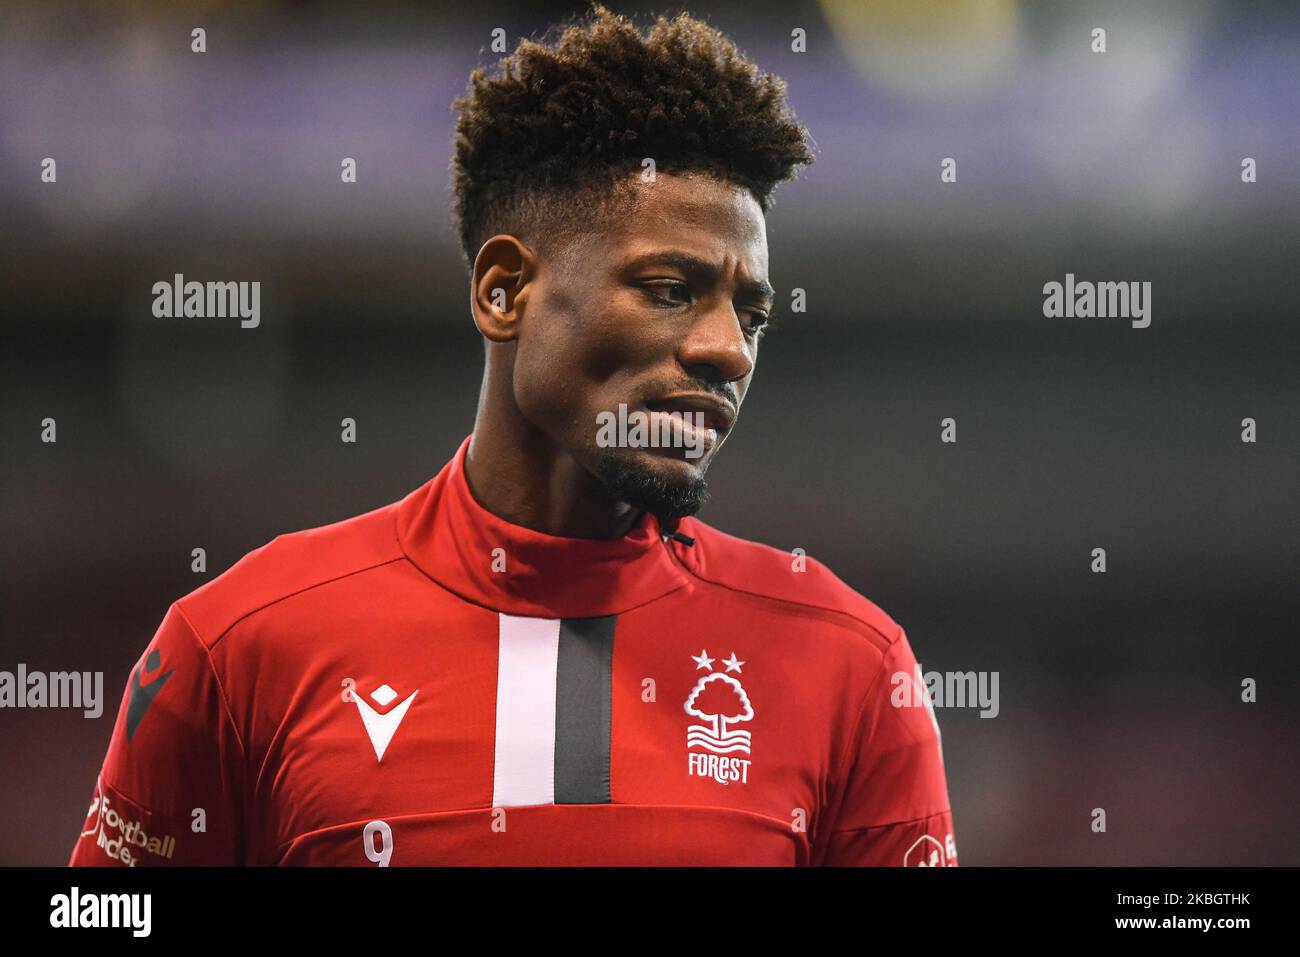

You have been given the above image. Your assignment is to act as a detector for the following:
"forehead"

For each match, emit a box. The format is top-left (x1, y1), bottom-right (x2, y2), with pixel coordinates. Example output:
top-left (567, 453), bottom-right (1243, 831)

top-left (597, 171), bottom-right (769, 269)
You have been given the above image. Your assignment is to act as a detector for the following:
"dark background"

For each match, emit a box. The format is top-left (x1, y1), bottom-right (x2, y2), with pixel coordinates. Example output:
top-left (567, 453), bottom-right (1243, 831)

top-left (1, 0), bottom-right (1297, 864)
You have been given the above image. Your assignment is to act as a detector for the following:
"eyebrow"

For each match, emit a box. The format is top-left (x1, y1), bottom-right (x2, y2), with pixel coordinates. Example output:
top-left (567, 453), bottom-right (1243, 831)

top-left (619, 251), bottom-right (776, 305)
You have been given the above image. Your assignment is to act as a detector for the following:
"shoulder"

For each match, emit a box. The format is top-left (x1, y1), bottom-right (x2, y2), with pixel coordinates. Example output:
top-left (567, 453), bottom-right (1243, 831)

top-left (674, 515), bottom-right (903, 656)
top-left (173, 498), bottom-right (407, 649)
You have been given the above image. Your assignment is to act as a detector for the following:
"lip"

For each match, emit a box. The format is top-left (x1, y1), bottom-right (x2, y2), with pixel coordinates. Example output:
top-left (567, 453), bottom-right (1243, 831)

top-left (644, 393), bottom-right (737, 435)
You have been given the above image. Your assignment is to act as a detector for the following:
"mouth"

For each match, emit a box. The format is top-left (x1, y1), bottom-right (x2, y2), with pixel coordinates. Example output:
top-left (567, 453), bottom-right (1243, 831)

top-left (643, 393), bottom-right (737, 437)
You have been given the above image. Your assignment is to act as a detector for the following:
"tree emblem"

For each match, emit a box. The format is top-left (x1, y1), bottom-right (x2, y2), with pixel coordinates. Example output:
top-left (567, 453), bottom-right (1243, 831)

top-left (684, 672), bottom-right (754, 754)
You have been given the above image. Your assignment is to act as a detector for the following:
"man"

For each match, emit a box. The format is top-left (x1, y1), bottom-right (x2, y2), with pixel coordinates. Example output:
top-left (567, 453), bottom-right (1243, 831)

top-left (70, 5), bottom-right (955, 866)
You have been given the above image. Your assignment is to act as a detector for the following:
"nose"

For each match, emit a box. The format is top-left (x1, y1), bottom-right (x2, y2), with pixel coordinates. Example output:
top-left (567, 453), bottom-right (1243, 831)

top-left (676, 299), bottom-right (754, 385)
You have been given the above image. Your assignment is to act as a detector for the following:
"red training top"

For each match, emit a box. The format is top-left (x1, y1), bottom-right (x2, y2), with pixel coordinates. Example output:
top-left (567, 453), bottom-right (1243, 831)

top-left (70, 435), bottom-right (956, 866)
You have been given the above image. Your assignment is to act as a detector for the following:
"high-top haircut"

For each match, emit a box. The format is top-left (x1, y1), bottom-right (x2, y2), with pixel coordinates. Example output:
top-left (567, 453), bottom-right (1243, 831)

top-left (450, 3), bottom-right (815, 271)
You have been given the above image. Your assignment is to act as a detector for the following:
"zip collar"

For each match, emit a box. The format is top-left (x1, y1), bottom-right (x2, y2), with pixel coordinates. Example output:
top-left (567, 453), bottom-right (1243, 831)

top-left (396, 435), bottom-right (692, 617)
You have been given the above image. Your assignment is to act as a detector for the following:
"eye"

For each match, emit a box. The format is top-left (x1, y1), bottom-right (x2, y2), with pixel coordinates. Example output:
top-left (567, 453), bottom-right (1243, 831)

top-left (642, 281), bottom-right (771, 337)
top-left (740, 308), bottom-right (771, 337)
top-left (642, 280), bottom-right (692, 307)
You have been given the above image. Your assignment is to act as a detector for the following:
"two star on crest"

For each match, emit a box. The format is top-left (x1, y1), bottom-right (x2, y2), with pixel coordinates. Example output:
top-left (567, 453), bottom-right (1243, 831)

top-left (692, 649), bottom-right (745, 673)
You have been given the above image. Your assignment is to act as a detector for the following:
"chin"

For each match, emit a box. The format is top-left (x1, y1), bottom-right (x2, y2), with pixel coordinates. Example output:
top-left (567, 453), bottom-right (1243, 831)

top-left (590, 444), bottom-right (712, 520)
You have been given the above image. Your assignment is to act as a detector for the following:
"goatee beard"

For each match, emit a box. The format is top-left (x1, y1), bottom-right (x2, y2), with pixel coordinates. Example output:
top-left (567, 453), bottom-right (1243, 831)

top-left (592, 448), bottom-right (710, 522)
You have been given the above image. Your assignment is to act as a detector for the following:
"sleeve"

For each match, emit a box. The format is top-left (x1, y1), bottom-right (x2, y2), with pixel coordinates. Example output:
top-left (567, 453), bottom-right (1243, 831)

top-left (814, 627), bottom-right (958, 866)
top-left (69, 602), bottom-right (246, 866)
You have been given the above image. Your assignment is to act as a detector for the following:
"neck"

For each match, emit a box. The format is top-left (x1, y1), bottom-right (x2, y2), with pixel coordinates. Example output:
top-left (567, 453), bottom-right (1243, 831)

top-left (466, 375), bottom-right (643, 540)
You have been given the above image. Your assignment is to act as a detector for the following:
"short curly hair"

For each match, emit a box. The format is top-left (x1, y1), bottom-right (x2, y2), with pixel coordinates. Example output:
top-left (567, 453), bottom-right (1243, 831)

top-left (450, 3), bottom-right (815, 271)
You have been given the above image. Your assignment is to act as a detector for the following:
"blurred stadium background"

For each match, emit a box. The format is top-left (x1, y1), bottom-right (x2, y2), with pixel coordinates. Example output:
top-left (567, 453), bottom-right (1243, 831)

top-left (1, 0), bottom-right (1297, 864)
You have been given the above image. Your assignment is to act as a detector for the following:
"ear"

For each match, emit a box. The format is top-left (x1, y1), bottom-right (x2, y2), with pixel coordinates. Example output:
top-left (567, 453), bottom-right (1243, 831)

top-left (470, 235), bottom-right (537, 343)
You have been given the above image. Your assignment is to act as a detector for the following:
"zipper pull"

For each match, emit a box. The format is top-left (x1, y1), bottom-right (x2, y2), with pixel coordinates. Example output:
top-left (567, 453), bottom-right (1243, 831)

top-left (657, 513), bottom-right (695, 547)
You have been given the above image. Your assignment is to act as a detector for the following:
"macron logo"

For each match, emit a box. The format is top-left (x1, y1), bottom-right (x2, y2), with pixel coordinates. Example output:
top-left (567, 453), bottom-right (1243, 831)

top-left (347, 682), bottom-right (417, 762)
top-left (125, 647), bottom-right (173, 743)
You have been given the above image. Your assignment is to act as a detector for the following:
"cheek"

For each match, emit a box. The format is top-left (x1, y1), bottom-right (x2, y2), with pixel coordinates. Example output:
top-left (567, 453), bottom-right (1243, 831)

top-left (516, 304), bottom-right (654, 424)
top-left (581, 327), bottom-right (647, 385)
top-left (513, 334), bottom-right (580, 429)
top-left (581, 292), bottom-right (675, 381)
top-left (511, 318), bottom-right (618, 438)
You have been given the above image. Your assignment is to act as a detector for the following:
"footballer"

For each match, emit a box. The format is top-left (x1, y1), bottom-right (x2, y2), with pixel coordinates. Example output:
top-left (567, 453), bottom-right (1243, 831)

top-left (71, 5), bottom-right (956, 867)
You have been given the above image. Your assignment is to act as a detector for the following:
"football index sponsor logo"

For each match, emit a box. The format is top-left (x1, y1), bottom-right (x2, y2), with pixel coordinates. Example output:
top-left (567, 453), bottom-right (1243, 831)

top-left (50, 887), bottom-right (151, 937)
top-left (343, 678), bottom-right (418, 762)
top-left (79, 776), bottom-right (177, 866)
top-left (684, 649), bottom-right (753, 785)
